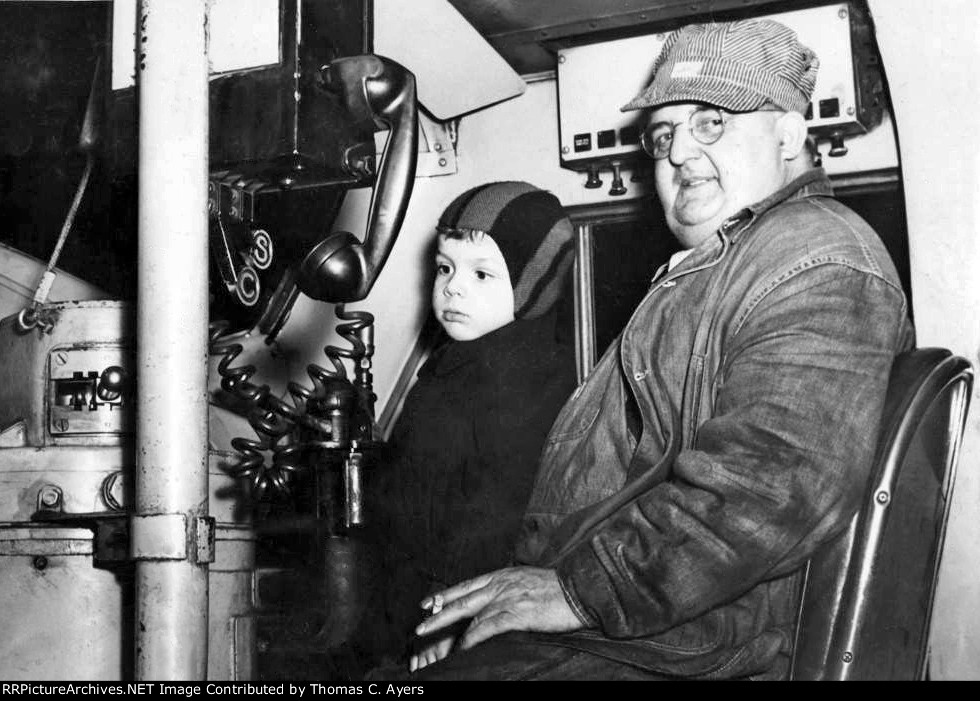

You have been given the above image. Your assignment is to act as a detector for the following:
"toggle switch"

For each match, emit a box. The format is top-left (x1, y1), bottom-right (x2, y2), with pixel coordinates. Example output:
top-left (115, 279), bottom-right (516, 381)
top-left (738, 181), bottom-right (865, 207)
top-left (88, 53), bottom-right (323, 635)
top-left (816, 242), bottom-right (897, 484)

top-left (585, 165), bottom-right (603, 189)
top-left (828, 131), bottom-right (848, 158)
top-left (97, 366), bottom-right (128, 402)
top-left (609, 163), bottom-right (626, 196)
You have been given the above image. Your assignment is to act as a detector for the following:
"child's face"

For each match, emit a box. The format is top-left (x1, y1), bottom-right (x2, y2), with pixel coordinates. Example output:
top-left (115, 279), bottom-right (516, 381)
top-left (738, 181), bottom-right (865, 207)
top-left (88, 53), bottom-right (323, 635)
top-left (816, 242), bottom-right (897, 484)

top-left (432, 234), bottom-right (515, 341)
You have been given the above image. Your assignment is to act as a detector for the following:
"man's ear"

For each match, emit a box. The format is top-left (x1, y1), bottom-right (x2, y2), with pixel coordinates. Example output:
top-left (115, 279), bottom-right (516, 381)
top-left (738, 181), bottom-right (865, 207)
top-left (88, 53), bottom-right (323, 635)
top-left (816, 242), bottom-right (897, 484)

top-left (776, 111), bottom-right (809, 160)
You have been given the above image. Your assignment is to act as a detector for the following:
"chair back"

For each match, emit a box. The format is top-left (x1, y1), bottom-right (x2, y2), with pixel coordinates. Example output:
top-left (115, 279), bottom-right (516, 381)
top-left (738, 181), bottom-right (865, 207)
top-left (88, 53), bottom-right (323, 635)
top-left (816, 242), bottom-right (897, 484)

top-left (789, 347), bottom-right (973, 680)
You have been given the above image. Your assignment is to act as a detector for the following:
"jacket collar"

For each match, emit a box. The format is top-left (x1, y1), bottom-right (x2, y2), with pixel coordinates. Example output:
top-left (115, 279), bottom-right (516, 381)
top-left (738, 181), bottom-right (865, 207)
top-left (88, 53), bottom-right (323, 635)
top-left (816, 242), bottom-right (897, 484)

top-left (747, 167), bottom-right (832, 216)
top-left (424, 311), bottom-right (558, 377)
top-left (725, 167), bottom-right (833, 239)
top-left (650, 168), bottom-right (833, 282)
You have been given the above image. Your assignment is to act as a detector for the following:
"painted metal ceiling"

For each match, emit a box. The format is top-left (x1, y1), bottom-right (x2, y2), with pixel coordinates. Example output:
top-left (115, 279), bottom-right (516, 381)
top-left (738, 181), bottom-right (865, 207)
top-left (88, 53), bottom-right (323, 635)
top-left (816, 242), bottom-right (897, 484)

top-left (447, 0), bottom-right (837, 73)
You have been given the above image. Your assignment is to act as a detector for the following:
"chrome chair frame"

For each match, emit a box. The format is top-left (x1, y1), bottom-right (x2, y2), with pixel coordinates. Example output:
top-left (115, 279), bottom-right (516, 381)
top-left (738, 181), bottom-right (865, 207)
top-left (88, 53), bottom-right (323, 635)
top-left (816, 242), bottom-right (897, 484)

top-left (790, 348), bottom-right (974, 680)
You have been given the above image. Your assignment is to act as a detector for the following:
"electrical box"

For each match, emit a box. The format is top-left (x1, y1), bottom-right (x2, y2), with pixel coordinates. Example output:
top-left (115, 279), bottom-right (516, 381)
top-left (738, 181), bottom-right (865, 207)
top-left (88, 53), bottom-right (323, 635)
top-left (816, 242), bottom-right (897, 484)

top-left (557, 2), bottom-right (885, 173)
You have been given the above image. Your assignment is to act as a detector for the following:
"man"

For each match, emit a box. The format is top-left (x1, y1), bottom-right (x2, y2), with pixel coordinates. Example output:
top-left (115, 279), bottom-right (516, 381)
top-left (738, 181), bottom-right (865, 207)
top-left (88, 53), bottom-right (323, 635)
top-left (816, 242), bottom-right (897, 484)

top-left (393, 18), bottom-right (914, 680)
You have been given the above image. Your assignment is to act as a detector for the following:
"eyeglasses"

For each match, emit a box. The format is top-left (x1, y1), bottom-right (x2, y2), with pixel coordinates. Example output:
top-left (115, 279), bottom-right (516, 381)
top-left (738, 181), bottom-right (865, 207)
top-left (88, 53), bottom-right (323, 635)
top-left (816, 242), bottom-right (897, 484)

top-left (640, 106), bottom-right (784, 160)
top-left (640, 106), bottom-right (730, 160)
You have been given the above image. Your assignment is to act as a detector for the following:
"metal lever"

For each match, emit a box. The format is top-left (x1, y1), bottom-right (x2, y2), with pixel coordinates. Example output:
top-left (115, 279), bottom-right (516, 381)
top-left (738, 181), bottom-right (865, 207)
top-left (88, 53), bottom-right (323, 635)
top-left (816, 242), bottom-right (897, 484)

top-left (345, 450), bottom-right (364, 527)
top-left (16, 57), bottom-right (104, 333)
top-left (828, 131), bottom-right (848, 157)
top-left (609, 163), bottom-right (627, 196)
top-left (585, 165), bottom-right (603, 189)
top-left (97, 366), bottom-right (128, 402)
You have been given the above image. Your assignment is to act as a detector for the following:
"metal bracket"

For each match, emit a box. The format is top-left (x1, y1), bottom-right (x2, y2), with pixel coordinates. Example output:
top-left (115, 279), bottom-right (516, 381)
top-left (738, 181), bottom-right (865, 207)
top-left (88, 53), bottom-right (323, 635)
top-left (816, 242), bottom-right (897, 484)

top-left (31, 510), bottom-right (216, 565)
top-left (31, 508), bottom-right (130, 566)
top-left (377, 111), bottom-right (457, 178)
top-left (209, 171), bottom-right (267, 224)
top-left (130, 513), bottom-right (216, 564)
top-left (130, 513), bottom-right (187, 560)
top-left (194, 515), bottom-right (216, 564)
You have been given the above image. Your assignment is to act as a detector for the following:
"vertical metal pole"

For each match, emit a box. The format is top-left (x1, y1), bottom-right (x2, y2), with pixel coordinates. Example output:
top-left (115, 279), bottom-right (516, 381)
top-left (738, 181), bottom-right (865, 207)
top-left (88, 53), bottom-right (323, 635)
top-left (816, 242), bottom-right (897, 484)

top-left (135, 0), bottom-right (210, 680)
top-left (573, 223), bottom-right (597, 384)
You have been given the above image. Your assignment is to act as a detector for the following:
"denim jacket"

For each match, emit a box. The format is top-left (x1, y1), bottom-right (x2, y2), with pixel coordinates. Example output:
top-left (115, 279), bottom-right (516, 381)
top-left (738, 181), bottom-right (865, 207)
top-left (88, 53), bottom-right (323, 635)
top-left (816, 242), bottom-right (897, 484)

top-left (515, 169), bottom-right (915, 679)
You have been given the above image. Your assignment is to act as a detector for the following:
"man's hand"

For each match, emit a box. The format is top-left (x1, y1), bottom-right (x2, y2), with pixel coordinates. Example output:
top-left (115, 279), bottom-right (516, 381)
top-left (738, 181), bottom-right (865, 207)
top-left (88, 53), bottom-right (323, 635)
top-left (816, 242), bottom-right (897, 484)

top-left (409, 632), bottom-right (455, 673)
top-left (413, 566), bottom-right (586, 653)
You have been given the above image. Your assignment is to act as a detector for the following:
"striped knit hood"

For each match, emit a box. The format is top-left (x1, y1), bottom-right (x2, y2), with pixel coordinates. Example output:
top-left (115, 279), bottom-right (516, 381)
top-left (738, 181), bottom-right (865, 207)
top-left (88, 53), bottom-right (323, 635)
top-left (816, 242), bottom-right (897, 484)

top-left (622, 19), bottom-right (819, 115)
top-left (437, 181), bottom-right (574, 320)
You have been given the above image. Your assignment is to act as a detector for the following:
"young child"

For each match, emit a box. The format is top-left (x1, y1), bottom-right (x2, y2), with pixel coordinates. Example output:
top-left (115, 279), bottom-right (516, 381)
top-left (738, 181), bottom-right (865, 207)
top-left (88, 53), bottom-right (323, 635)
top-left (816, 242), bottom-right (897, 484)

top-left (367, 181), bottom-right (578, 669)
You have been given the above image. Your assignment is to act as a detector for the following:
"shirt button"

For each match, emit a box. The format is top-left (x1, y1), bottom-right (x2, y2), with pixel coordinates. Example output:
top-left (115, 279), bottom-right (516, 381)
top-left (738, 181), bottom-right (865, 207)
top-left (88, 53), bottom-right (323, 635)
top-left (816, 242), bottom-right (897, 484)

top-left (633, 371), bottom-right (647, 381)
top-left (661, 280), bottom-right (676, 288)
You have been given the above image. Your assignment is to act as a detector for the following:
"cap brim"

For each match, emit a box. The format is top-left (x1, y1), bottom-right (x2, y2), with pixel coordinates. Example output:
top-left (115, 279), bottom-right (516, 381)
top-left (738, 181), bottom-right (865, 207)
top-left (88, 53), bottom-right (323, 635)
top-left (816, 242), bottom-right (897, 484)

top-left (621, 77), bottom-right (773, 113)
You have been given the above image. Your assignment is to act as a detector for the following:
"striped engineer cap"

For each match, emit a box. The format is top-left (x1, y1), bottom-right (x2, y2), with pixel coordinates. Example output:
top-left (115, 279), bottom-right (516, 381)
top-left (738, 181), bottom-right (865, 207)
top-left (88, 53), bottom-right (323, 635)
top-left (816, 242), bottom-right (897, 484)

top-left (437, 181), bottom-right (575, 320)
top-left (621, 18), bottom-right (819, 115)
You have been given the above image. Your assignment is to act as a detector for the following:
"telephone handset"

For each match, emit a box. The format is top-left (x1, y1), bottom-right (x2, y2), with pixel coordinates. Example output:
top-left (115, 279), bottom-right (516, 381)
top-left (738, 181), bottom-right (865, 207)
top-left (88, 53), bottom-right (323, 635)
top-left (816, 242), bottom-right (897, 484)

top-left (209, 57), bottom-right (419, 668)
top-left (213, 55), bottom-right (418, 510)
top-left (297, 55), bottom-right (419, 303)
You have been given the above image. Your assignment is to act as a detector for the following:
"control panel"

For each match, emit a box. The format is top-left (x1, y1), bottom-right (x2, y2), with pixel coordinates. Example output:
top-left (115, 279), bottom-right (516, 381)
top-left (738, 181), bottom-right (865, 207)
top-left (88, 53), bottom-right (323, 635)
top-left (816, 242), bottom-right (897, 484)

top-left (557, 3), bottom-right (884, 172)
